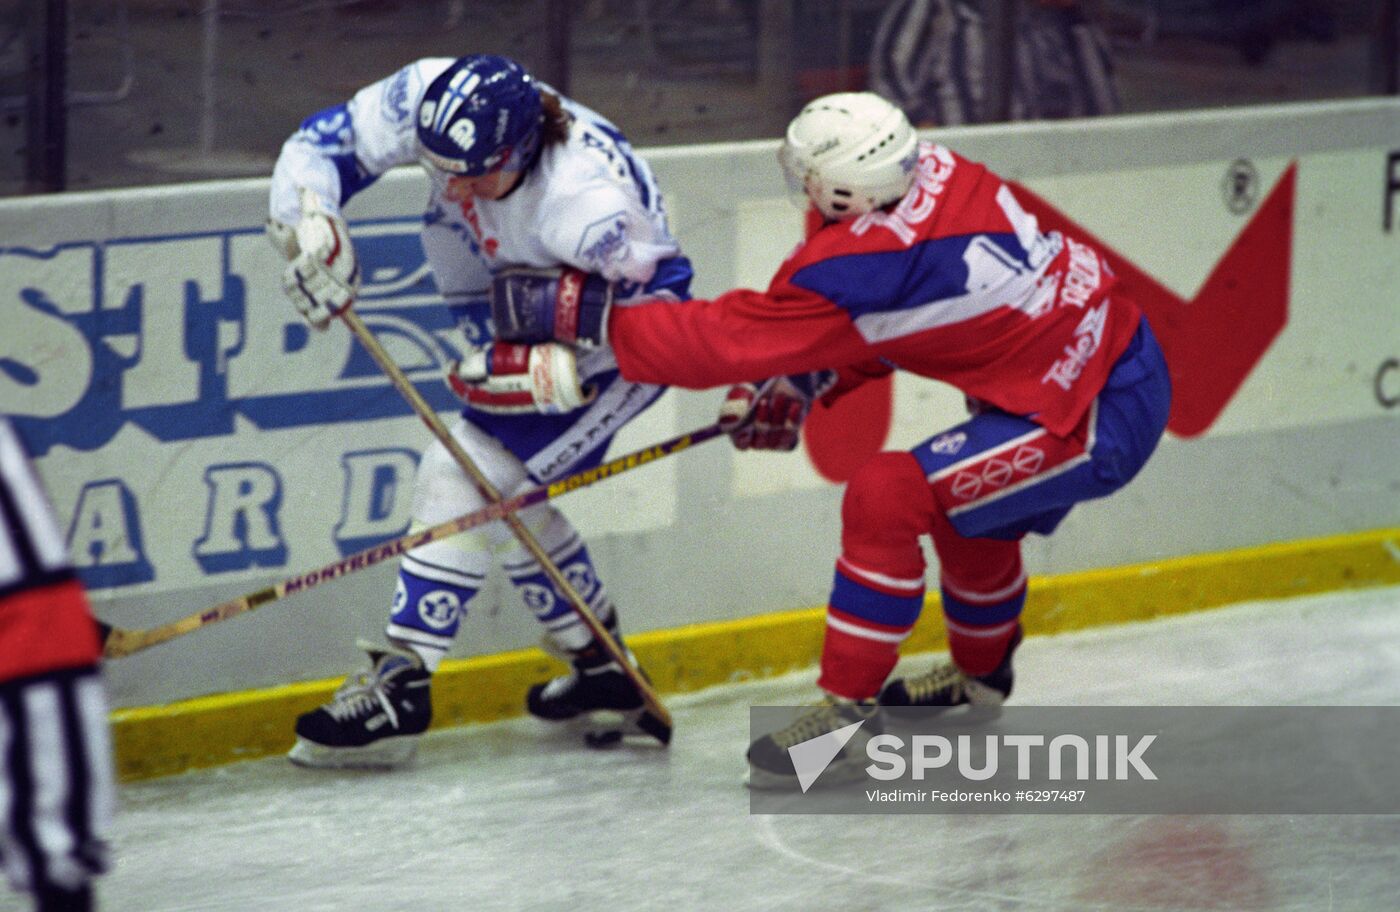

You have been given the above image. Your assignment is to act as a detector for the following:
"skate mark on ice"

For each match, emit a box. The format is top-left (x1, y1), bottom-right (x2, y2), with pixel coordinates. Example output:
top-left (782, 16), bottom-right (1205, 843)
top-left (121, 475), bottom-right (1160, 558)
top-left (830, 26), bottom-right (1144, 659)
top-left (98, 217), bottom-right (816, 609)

top-left (752, 816), bottom-right (1218, 912)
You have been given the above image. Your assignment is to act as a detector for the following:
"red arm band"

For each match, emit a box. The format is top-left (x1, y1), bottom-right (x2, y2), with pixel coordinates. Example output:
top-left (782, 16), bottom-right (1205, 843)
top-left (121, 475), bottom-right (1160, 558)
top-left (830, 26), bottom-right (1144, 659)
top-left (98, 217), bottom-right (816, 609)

top-left (0, 579), bottom-right (102, 681)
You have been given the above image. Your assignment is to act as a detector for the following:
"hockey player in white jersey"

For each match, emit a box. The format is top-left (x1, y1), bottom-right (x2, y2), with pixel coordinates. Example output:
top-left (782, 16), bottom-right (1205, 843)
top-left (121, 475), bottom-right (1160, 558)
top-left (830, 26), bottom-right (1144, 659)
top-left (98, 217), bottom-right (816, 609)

top-left (266, 54), bottom-right (693, 768)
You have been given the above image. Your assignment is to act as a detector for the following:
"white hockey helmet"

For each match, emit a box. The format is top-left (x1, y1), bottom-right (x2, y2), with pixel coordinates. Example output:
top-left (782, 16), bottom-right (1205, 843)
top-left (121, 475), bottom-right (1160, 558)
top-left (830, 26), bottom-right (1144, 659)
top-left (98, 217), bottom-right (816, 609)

top-left (779, 92), bottom-right (919, 220)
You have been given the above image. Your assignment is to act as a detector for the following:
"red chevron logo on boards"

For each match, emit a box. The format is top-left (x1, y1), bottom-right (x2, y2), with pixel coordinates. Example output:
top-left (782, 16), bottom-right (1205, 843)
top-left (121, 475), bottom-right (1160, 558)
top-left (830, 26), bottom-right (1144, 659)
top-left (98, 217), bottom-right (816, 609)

top-left (802, 163), bottom-right (1297, 482)
top-left (1010, 163), bottom-right (1296, 439)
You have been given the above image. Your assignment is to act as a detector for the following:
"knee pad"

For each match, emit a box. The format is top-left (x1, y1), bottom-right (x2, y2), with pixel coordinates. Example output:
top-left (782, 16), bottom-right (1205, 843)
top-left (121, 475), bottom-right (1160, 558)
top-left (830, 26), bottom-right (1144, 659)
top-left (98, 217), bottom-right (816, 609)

top-left (410, 418), bottom-right (530, 527)
top-left (840, 451), bottom-right (937, 578)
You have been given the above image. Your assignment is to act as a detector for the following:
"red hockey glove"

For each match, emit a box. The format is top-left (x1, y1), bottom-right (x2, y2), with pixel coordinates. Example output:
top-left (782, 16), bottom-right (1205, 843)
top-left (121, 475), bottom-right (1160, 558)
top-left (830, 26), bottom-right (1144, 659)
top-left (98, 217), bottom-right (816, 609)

top-left (717, 371), bottom-right (837, 451)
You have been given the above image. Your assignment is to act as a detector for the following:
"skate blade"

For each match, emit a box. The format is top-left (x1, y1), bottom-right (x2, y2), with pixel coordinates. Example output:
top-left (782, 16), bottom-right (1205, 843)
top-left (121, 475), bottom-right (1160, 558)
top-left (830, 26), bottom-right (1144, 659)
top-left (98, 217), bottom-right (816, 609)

top-left (287, 735), bottom-right (419, 770)
top-left (744, 756), bottom-right (867, 791)
top-left (745, 764), bottom-right (801, 791)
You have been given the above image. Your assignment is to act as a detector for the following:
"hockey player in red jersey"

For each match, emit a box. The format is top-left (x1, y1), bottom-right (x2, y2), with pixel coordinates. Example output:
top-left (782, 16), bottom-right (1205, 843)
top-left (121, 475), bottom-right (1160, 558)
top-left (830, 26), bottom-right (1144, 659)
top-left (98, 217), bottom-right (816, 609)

top-left (487, 92), bottom-right (1172, 787)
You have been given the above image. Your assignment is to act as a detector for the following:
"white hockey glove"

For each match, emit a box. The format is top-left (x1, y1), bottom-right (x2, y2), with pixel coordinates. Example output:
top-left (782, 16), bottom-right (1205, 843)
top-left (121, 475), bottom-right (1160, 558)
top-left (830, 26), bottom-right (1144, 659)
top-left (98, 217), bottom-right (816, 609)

top-left (717, 371), bottom-right (837, 451)
top-left (490, 266), bottom-right (614, 348)
top-left (266, 188), bottom-right (360, 330)
top-left (446, 342), bottom-right (596, 415)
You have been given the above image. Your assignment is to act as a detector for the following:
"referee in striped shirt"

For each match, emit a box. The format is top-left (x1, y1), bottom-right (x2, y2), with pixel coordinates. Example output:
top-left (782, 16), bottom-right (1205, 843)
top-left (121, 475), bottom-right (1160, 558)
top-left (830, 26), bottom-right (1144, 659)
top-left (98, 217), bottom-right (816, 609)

top-left (0, 417), bottom-right (114, 912)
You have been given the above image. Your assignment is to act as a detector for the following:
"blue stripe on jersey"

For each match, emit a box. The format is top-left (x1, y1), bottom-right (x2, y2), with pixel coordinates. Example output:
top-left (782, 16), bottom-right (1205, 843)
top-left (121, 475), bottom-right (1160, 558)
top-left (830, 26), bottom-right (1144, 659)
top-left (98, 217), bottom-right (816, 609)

top-left (830, 570), bottom-right (923, 628)
top-left (297, 103), bottom-right (353, 148)
top-left (788, 232), bottom-right (1029, 320)
top-left (586, 120), bottom-right (654, 212)
top-left (330, 154), bottom-right (375, 205)
top-left (645, 256), bottom-right (694, 300)
top-left (296, 103), bottom-right (377, 205)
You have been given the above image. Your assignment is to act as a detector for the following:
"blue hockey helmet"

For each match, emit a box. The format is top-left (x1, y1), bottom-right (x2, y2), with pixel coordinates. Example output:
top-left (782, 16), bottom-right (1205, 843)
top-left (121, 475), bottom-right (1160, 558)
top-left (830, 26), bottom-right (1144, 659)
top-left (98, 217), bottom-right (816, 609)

top-left (416, 55), bottom-right (543, 176)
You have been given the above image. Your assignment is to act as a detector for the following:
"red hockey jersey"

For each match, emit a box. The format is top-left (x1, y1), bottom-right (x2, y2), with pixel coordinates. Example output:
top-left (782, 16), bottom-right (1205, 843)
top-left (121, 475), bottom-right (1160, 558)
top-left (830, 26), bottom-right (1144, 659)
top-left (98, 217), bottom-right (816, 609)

top-left (611, 142), bottom-right (1142, 438)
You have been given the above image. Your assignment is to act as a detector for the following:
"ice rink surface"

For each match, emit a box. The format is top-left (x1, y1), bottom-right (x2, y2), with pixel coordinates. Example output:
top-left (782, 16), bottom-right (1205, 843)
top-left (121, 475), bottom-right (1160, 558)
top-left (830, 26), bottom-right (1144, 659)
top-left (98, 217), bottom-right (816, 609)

top-left (29, 585), bottom-right (1400, 912)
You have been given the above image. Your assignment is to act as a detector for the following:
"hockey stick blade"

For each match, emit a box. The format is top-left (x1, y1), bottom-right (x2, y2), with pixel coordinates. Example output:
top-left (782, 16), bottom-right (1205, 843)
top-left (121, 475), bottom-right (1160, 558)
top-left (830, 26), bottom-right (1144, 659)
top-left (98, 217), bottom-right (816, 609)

top-left (635, 710), bottom-right (673, 746)
top-left (583, 710), bottom-right (673, 749)
top-left (583, 729), bottom-right (625, 749)
top-left (100, 422), bottom-right (723, 659)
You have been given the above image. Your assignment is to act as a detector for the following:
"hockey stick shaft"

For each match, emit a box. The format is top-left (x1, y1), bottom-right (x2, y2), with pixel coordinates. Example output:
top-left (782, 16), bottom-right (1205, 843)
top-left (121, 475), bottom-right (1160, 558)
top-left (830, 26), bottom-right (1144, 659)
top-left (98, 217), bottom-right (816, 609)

top-left (101, 422), bottom-right (723, 659)
top-left (337, 311), bottom-right (675, 740)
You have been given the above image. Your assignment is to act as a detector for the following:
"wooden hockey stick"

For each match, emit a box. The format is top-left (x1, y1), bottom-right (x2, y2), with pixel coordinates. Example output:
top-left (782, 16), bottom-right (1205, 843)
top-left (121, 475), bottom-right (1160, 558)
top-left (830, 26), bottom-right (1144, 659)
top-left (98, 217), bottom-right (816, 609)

top-left (338, 310), bottom-right (676, 744)
top-left (100, 421), bottom-right (722, 660)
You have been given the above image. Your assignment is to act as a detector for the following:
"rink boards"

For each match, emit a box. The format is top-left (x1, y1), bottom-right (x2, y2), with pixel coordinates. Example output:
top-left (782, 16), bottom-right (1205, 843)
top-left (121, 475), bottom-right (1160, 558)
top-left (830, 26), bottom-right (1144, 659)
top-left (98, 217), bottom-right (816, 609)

top-left (2, 98), bottom-right (1398, 778)
top-left (113, 528), bottom-right (1400, 780)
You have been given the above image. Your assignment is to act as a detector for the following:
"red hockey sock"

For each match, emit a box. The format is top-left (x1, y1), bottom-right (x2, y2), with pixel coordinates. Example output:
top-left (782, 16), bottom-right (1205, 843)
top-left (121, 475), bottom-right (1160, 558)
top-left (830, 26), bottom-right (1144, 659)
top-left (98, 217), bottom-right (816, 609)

top-left (818, 610), bottom-right (907, 700)
top-left (946, 619), bottom-right (1021, 677)
top-left (928, 508), bottom-right (1026, 677)
top-left (816, 452), bottom-right (936, 700)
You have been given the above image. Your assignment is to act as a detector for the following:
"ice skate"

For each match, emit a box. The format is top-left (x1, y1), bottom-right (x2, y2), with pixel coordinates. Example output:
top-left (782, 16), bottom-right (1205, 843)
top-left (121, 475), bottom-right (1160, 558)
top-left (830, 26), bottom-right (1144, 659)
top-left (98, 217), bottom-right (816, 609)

top-left (879, 627), bottom-right (1022, 710)
top-left (526, 631), bottom-right (648, 722)
top-left (746, 695), bottom-right (883, 791)
top-left (36, 883), bottom-right (92, 912)
top-left (288, 641), bottom-right (432, 770)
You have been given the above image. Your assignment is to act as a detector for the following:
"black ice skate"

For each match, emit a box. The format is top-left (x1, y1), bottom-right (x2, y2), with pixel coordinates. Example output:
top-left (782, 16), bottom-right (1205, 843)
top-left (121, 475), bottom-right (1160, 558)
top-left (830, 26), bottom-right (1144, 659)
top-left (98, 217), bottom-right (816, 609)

top-left (288, 641), bottom-right (431, 770)
top-left (36, 882), bottom-right (92, 912)
top-left (526, 631), bottom-right (647, 722)
top-left (746, 696), bottom-right (883, 791)
top-left (879, 626), bottom-right (1022, 709)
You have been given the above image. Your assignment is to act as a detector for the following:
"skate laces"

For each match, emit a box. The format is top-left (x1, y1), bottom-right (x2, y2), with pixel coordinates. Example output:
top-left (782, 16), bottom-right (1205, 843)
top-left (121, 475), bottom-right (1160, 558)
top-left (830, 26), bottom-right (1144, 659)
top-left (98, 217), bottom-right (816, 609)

top-left (324, 650), bottom-right (416, 726)
top-left (900, 662), bottom-right (968, 706)
top-left (771, 697), bottom-right (872, 749)
top-left (325, 678), bottom-right (397, 726)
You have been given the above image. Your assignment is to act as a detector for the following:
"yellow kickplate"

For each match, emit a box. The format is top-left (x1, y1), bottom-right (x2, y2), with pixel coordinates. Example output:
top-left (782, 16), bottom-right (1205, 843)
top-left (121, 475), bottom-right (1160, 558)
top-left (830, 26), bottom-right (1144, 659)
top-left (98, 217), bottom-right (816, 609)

top-left (111, 527), bottom-right (1400, 781)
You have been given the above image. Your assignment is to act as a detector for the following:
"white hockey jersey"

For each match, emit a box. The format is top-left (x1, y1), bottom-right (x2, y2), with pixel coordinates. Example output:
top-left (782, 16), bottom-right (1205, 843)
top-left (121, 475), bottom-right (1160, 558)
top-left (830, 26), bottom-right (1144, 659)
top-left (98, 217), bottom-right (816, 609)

top-left (269, 57), bottom-right (686, 374)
